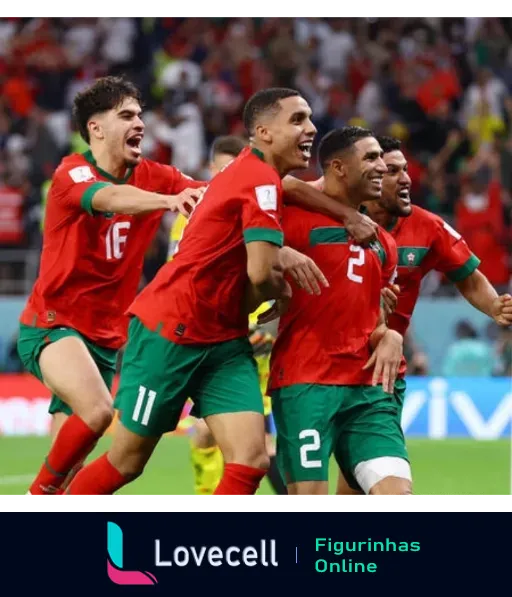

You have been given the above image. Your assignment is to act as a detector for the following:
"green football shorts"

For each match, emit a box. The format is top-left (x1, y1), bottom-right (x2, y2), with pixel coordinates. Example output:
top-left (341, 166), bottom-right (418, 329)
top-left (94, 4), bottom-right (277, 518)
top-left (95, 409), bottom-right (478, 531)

top-left (114, 317), bottom-right (264, 437)
top-left (271, 379), bottom-right (408, 488)
top-left (17, 323), bottom-right (117, 416)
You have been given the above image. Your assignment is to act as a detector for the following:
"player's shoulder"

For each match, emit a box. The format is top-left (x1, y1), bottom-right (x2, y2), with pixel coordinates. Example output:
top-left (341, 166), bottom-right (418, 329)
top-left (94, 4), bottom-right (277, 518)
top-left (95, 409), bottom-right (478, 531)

top-left (53, 153), bottom-right (95, 185)
top-left (237, 148), bottom-right (280, 182)
top-left (409, 205), bottom-right (443, 227)
top-left (413, 206), bottom-right (457, 242)
top-left (283, 205), bottom-right (333, 231)
top-left (283, 204), bottom-right (308, 221)
top-left (395, 205), bottom-right (442, 244)
top-left (136, 157), bottom-right (173, 177)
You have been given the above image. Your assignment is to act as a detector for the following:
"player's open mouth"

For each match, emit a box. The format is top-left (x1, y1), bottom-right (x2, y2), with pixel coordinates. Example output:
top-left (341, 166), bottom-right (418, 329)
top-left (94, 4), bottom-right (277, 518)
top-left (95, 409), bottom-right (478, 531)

top-left (126, 134), bottom-right (143, 156)
top-left (370, 178), bottom-right (383, 190)
top-left (398, 188), bottom-right (411, 203)
top-left (298, 141), bottom-right (313, 160)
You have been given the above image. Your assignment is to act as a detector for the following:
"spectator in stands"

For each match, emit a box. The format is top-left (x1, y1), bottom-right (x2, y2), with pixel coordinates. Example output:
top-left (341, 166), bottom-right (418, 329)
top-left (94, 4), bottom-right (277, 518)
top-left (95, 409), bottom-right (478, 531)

top-left (403, 328), bottom-right (429, 375)
top-left (0, 17), bottom-right (511, 293)
top-left (443, 320), bottom-right (494, 376)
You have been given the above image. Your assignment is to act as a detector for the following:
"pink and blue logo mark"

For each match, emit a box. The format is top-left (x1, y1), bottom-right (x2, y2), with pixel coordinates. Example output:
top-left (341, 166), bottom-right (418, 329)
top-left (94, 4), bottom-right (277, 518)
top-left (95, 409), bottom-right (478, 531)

top-left (107, 522), bottom-right (158, 585)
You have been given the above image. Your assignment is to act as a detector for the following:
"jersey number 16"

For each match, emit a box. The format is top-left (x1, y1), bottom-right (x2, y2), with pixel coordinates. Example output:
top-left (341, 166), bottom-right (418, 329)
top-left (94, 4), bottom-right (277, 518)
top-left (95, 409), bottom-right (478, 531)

top-left (106, 222), bottom-right (131, 260)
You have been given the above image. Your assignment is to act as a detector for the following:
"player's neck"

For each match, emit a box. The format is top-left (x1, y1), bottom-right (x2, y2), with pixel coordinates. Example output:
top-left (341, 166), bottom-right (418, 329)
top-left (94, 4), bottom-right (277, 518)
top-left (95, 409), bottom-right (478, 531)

top-left (322, 179), bottom-right (361, 209)
top-left (251, 144), bottom-right (288, 177)
top-left (90, 146), bottom-right (128, 180)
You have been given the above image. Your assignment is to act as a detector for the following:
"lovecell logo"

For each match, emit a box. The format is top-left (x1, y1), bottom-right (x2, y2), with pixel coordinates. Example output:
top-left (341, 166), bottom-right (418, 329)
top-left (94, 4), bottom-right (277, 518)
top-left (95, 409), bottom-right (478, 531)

top-left (107, 522), bottom-right (158, 585)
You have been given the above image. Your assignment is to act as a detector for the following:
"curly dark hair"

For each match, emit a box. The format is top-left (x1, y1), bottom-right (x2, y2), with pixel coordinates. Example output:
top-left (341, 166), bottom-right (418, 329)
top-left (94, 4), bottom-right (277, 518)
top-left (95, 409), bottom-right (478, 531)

top-left (72, 76), bottom-right (142, 144)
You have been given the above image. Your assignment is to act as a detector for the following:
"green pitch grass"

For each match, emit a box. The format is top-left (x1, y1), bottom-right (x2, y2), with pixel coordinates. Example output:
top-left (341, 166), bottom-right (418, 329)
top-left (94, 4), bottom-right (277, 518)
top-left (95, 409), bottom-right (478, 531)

top-left (0, 436), bottom-right (509, 495)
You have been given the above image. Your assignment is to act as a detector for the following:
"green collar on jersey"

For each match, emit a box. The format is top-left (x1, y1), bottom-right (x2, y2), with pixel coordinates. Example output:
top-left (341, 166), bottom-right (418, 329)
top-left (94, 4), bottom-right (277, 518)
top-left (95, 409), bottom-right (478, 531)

top-left (83, 150), bottom-right (134, 184)
top-left (251, 148), bottom-right (265, 162)
top-left (359, 204), bottom-right (398, 232)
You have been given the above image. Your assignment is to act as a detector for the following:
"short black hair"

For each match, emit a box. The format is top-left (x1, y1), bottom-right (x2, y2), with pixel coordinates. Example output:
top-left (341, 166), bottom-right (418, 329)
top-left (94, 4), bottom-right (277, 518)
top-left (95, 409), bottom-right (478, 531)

top-left (243, 88), bottom-right (301, 136)
top-left (72, 76), bottom-right (142, 144)
top-left (376, 135), bottom-right (402, 154)
top-left (210, 136), bottom-right (247, 160)
top-left (318, 126), bottom-right (374, 169)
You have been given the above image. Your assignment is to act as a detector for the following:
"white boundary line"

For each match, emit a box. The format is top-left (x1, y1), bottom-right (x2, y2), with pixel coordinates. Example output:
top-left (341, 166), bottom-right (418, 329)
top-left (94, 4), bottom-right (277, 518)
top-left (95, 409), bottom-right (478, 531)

top-left (0, 474), bottom-right (33, 486)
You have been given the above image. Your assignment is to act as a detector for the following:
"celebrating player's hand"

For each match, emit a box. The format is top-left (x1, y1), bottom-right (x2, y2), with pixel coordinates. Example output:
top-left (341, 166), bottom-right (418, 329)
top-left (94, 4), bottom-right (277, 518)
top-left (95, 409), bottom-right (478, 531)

top-left (279, 247), bottom-right (329, 295)
top-left (363, 329), bottom-right (403, 394)
top-left (344, 211), bottom-right (378, 246)
top-left (257, 281), bottom-right (293, 324)
top-left (168, 187), bottom-right (207, 217)
top-left (491, 294), bottom-right (512, 327)
top-left (381, 284), bottom-right (400, 317)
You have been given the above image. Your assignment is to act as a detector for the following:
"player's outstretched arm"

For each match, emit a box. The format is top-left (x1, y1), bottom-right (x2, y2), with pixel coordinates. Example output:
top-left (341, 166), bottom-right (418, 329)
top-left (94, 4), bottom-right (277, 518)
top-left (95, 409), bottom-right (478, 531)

top-left (92, 185), bottom-right (205, 216)
top-left (282, 176), bottom-right (378, 244)
top-left (455, 269), bottom-right (512, 326)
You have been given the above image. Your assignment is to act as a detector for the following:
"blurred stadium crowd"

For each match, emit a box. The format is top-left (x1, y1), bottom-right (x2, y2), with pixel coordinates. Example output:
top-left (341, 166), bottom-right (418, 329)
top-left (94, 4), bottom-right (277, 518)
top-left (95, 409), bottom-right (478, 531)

top-left (0, 17), bottom-right (511, 375)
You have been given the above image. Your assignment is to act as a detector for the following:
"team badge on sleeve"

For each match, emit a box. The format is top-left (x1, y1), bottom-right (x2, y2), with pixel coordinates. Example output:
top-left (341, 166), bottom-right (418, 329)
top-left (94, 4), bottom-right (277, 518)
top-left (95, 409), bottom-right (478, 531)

top-left (255, 185), bottom-right (277, 211)
top-left (69, 166), bottom-right (96, 183)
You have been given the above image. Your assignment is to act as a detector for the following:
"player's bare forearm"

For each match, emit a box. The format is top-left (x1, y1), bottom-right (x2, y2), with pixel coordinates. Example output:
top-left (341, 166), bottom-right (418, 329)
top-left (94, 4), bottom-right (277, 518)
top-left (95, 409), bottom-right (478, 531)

top-left (243, 271), bottom-right (286, 314)
top-left (455, 269), bottom-right (498, 318)
top-left (246, 242), bottom-right (286, 296)
top-left (456, 269), bottom-right (512, 326)
top-left (92, 185), bottom-right (169, 215)
top-left (369, 309), bottom-right (388, 351)
top-left (243, 283), bottom-right (268, 315)
top-left (364, 328), bottom-right (403, 393)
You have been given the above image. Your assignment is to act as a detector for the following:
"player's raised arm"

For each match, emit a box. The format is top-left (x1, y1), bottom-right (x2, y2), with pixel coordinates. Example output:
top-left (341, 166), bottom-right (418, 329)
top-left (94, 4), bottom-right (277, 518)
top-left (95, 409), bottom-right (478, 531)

top-left (282, 175), bottom-right (378, 244)
top-left (91, 184), bottom-right (205, 217)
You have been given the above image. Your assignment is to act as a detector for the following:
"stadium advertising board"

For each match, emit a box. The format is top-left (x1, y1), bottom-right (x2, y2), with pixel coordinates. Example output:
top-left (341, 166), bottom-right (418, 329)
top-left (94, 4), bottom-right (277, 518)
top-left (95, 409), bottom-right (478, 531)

top-left (0, 374), bottom-right (510, 438)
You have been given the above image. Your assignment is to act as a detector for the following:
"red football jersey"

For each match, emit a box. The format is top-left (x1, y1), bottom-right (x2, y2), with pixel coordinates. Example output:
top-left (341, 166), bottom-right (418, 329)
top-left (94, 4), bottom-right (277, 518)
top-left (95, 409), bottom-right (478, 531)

top-left (268, 205), bottom-right (398, 389)
top-left (386, 205), bottom-right (480, 375)
top-left (20, 150), bottom-right (204, 349)
top-left (130, 147), bottom-right (284, 344)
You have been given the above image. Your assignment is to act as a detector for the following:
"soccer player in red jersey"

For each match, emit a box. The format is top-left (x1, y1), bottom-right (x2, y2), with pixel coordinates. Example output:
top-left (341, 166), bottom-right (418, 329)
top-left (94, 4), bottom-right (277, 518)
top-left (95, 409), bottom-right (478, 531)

top-left (66, 88), bottom-right (329, 495)
top-left (335, 135), bottom-right (512, 495)
top-left (19, 76), bottom-right (206, 495)
top-left (267, 127), bottom-right (409, 496)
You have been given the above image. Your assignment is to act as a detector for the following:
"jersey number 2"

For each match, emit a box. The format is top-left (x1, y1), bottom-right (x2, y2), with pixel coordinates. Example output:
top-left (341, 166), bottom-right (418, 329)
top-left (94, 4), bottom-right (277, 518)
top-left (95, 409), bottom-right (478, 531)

top-left (347, 245), bottom-right (365, 283)
top-left (106, 222), bottom-right (131, 259)
top-left (299, 429), bottom-right (322, 468)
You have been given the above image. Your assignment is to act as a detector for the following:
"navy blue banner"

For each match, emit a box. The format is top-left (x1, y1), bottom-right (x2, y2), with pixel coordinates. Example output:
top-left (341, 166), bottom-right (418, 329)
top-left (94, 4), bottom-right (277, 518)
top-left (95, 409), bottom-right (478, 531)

top-left (3, 512), bottom-right (509, 593)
